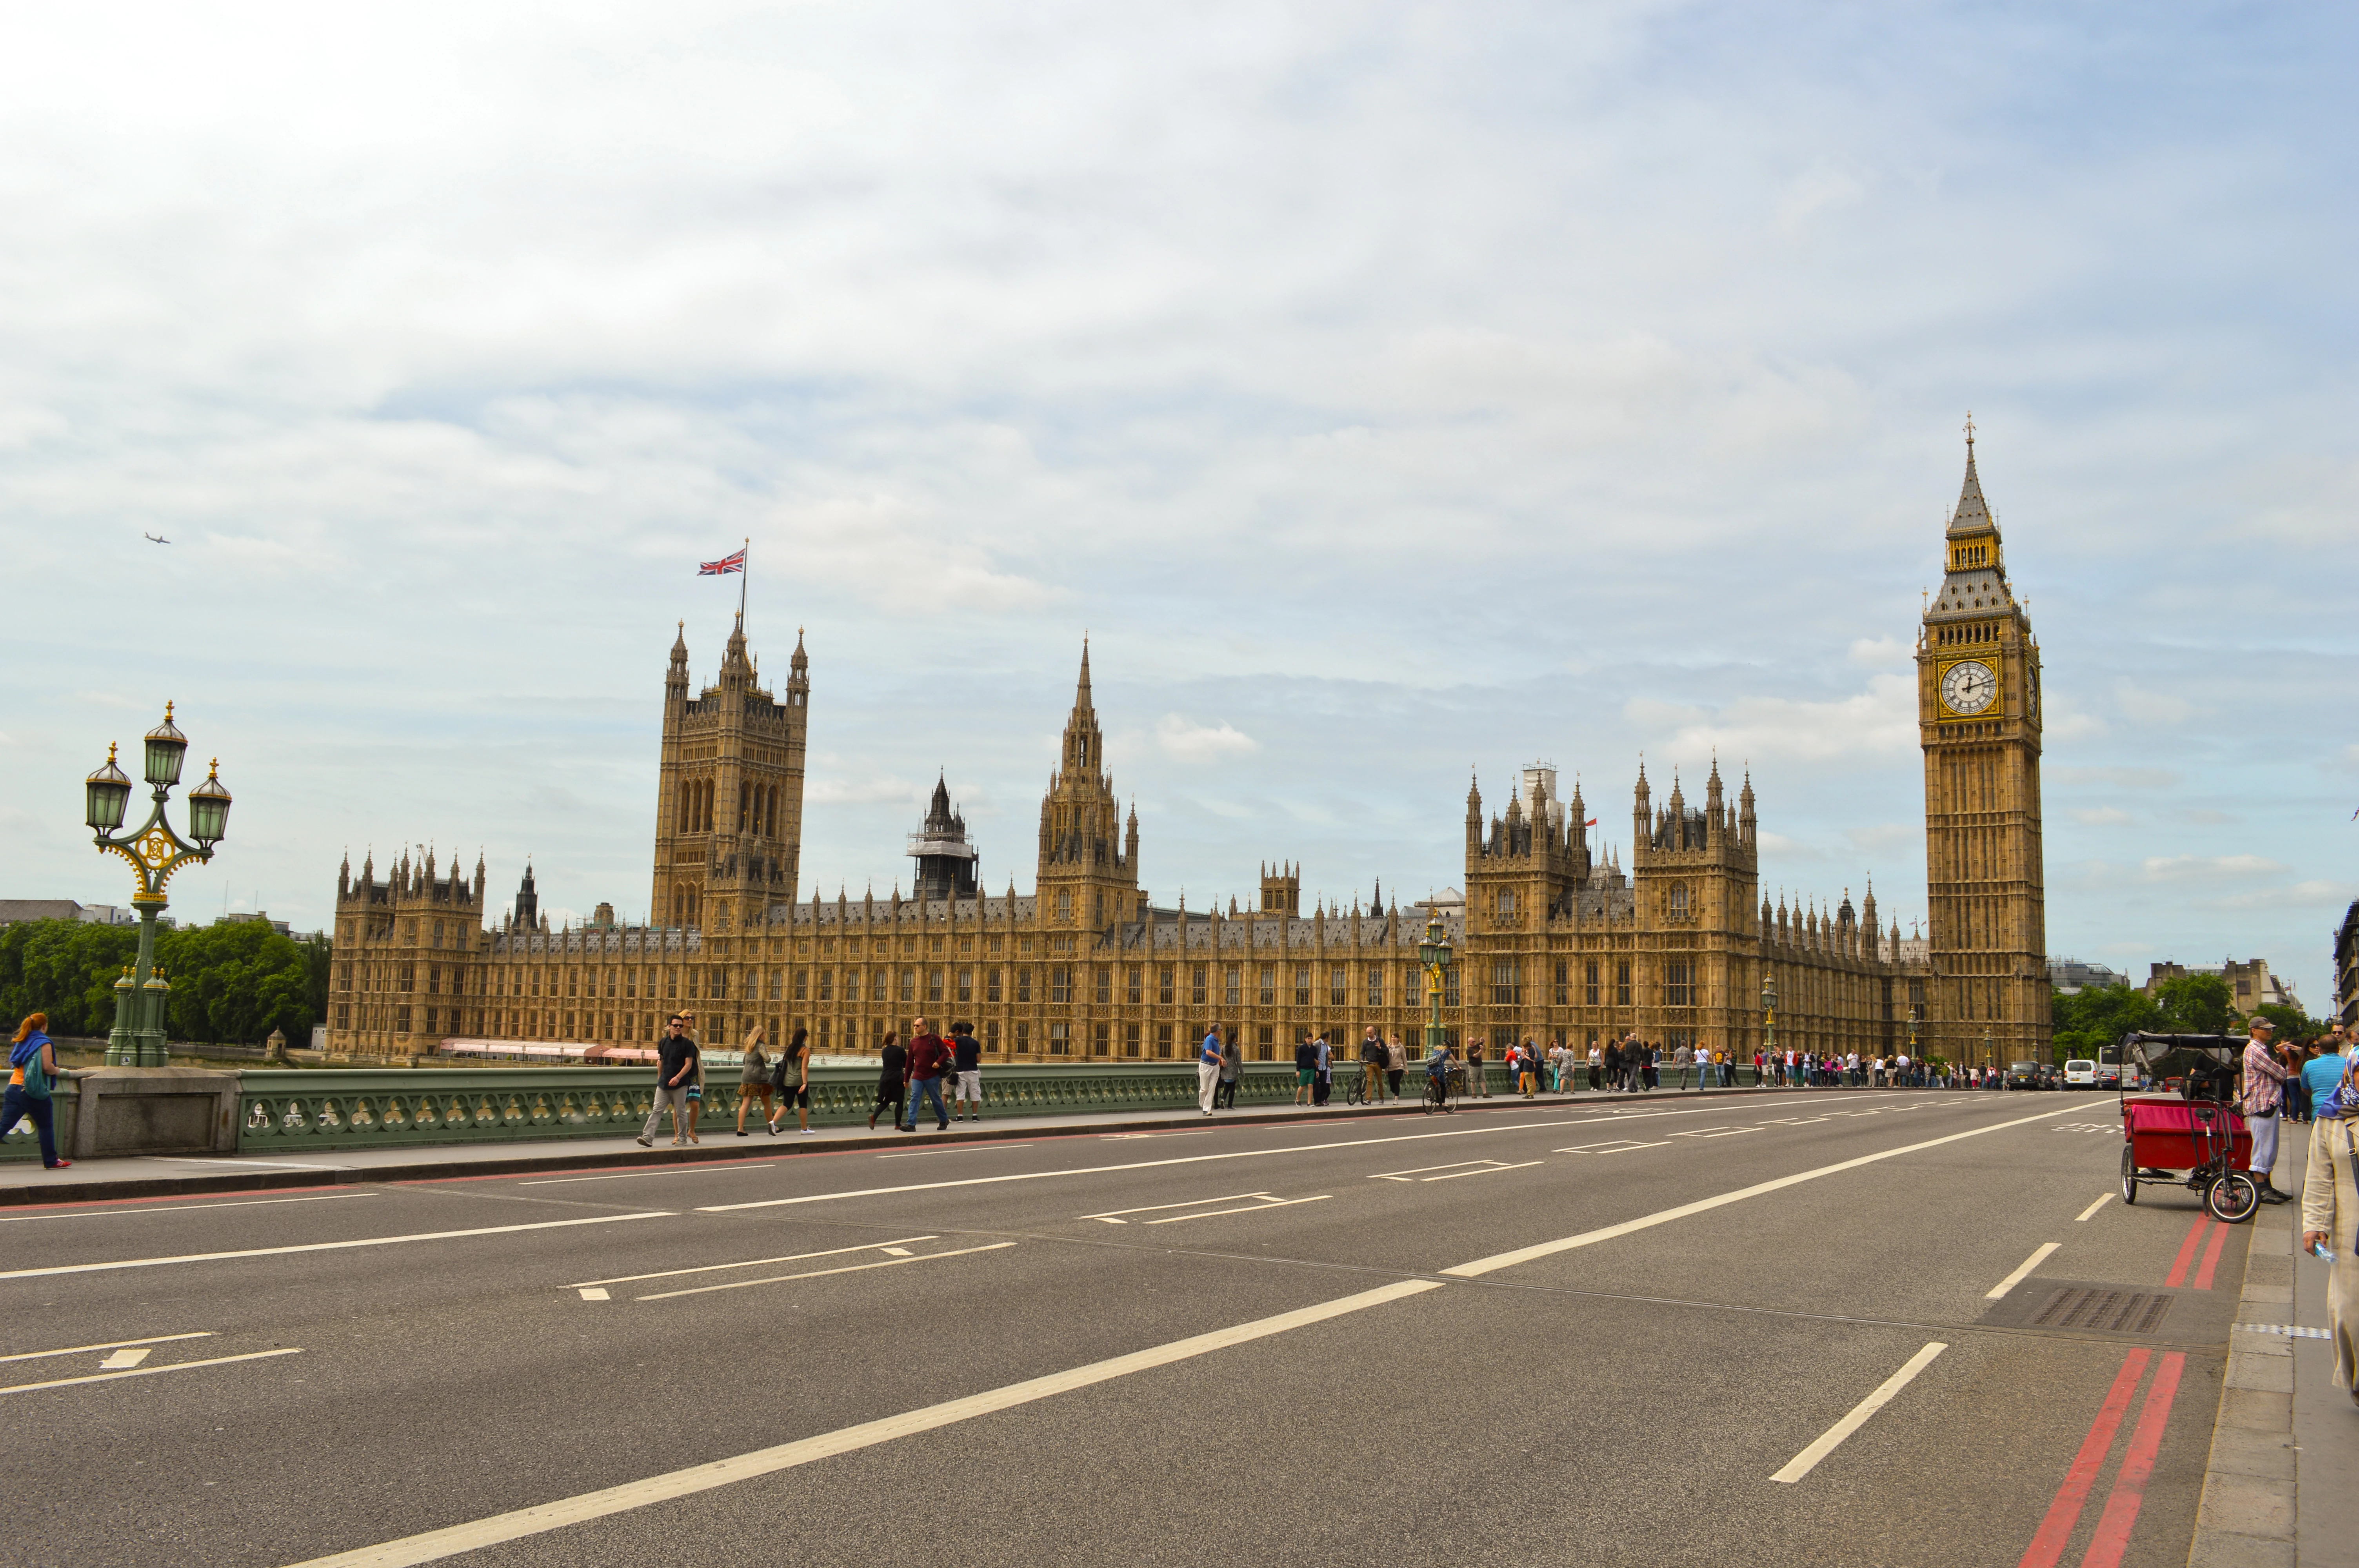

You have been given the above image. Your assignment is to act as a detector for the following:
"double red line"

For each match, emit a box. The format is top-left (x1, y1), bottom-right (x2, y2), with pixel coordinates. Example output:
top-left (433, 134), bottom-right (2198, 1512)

top-left (2165, 1214), bottom-right (2230, 1291)
top-left (2017, 1348), bottom-right (2188, 1567)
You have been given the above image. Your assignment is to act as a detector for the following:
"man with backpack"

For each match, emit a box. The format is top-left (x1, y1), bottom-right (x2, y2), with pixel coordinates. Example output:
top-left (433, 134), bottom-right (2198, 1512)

top-left (637, 1014), bottom-right (700, 1147)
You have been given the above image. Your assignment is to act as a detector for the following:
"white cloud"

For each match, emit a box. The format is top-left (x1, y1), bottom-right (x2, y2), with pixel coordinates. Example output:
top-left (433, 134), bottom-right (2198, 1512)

top-left (2141, 854), bottom-right (2290, 883)
top-left (1846, 637), bottom-right (1910, 668)
top-left (1155, 715), bottom-right (1259, 764)
top-left (2115, 679), bottom-right (2199, 728)
top-left (1625, 673), bottom-right (1915, 766)
top-left (2068, 806), bottom-right (2132, 826)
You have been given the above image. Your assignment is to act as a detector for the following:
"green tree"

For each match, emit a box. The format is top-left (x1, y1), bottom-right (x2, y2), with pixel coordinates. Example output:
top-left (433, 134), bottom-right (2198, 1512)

top-left (2154, 974), bottom-right (2237, 1034)
top-left (2251, 1002), bottom-right (2320, 1043)
top-left (0, 918), bottom-right (330, 1046)
top-left (2050, 983), bottom-right (2167, 1062)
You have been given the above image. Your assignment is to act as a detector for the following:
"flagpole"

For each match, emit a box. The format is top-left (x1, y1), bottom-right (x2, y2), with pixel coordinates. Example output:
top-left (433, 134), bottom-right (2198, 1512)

top-left (738, 536), bottom-right (749, 626)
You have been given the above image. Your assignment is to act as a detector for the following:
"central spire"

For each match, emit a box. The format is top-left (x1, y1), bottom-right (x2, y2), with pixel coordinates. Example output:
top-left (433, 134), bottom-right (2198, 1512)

top-left (1074, 635), bottom-right (1092, 713)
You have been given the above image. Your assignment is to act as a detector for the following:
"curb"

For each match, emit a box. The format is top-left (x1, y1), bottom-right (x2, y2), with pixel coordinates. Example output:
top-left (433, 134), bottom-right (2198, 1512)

top-left (0, 1079), bottom-right (2023, 1210)
top-left (2186, 1150), bottom-right (2300, 1567)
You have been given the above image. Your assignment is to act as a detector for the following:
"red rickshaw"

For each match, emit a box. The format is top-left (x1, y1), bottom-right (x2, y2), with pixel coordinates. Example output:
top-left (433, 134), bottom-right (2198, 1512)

top-left (2117, 1032), bottom-right (2257, 1223)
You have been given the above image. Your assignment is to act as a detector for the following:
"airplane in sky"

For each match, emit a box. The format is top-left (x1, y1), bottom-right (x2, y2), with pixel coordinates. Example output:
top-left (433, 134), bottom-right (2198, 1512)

top-left (143, 532), bottom-right (168, 544)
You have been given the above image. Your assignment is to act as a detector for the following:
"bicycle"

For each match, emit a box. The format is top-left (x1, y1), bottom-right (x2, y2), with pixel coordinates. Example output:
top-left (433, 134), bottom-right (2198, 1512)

top-left (1422, 1067), bottom-right (1460, 1115)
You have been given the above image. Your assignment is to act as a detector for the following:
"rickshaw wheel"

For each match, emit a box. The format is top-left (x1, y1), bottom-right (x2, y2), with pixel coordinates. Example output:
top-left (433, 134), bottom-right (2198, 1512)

top-left (2206, 1171), bottom-right (2259, 1225)
top-left (2120, 1145), bottom-right (2137, 1204)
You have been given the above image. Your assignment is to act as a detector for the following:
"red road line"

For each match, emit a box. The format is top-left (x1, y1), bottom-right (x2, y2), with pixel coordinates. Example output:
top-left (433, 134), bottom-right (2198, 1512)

top-left (2015, 1350), bottom-right (2150, 1568)
top-left (2192, 1220), bottom-right (2230, 1291)
top-left (2163, 1216), bottom-right (2208, 1288)
top-left (2079, 1351), bottom-right (2186, 1568)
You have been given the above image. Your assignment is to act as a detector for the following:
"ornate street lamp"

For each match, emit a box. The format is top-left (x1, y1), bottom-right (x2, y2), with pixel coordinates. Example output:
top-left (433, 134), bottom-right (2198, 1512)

top-left (1761, 970), bottom-right (1778, 1073)
top-left (86, 703), bottom-right (232, 1066)
top-left (1417, 908), bottom-right (1454, 1064)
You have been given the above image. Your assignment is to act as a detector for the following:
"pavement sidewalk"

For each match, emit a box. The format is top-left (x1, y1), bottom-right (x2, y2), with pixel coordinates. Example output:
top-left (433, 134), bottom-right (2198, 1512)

top-left (2187, 1121), bottom-right (2359, 1566)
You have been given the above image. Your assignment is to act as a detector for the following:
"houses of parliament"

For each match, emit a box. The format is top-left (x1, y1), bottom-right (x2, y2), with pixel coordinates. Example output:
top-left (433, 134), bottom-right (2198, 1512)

top-left (326, 436), bottom-right (2050, 1068)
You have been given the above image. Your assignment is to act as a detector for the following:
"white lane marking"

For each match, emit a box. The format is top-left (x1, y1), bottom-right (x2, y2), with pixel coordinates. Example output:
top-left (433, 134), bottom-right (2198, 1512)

top-left (1555, 1140), bottom-right (1670, 1155)
top-left (698, 1099), bottom-right (1897, 1214)
top-left (1370, 1160), bottom-right (1542, 1182)
top-left (1770, 1342), bottom-right (1948, 1484)
top-left (0, 1194), bottom-right (378, 1224)
top-left (276, 1096), bottom-right (2015, 1565)
top-left (1443, 1102), bottom-right (2086, 1279)
top-left (0, 1347), bottom-right (302, 1397)
top-left (520, 1165), bottom-right (776, 1186)
top-left (1101, 1131), bottom-right (1215, 1140)
top-left (0, 1332), bottom-right (213, 1365)
top-left (577, 1288), bottom-right (610, 1301)
top-left (878, 1143), bottom-right (1038, 1159)
top-left (140, 1157), bottom-right (353, 1171)
top-left (0, 1212), bottom-right (672, 1281)
top-left (2075, 1193), bottom-right (2115, 1223)
top-left (1143, 1196), bottom-right (1329, 1224)
top-left (280, 1277), bottom-right (1443, 1568)
top-left (1083, 1192), bottom-right (1276, 1223)
top-left (568, 1237), bottom-right (940, 1289)
top-left (2238, 1323), bottom-right (2332, 1340)
top-left (97, 1348), bottom-right (151, 1369)
top-left (1984, 1242), bottom-right (2062, 1300)
top-left (638, 1241), bottom-right (1017, 1301)
top-left (1670, 1127), bottom-right (1763, 1140)
top-left (879, 1246), bottom-right (915, 1257)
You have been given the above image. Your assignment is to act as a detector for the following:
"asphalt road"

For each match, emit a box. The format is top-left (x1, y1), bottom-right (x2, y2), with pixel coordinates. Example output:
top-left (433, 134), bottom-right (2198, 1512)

top-left (1, 1088), bottom-right (2247, 1568)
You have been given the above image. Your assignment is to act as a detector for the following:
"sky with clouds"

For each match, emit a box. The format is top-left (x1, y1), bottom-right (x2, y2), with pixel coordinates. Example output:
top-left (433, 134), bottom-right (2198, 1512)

top-left (2, 2), bottom-right (2352, 1008)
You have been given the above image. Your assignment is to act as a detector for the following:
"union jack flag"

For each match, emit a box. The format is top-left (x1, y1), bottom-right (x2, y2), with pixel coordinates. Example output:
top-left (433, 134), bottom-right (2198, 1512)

top-left (698, 548), bottom-right (746, 576)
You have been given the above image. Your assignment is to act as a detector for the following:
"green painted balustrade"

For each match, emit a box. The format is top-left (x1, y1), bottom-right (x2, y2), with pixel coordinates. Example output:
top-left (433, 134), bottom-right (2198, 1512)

top-left (227, 1062), bottom-right (1440, 1154)
top-left (3, 1061), bottom-right (1787, 1161)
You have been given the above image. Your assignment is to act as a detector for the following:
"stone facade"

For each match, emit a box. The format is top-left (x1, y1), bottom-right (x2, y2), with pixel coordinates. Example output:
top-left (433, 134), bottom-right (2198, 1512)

top-left (1918, 427), bottom-right (2051, 1064)
top-left (330, 444), bottom-right (2052, 1068)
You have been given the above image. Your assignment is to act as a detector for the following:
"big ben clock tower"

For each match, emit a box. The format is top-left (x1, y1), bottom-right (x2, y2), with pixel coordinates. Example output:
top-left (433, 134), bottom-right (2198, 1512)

top-left (1919, 421), bottom-right (2048, 1068)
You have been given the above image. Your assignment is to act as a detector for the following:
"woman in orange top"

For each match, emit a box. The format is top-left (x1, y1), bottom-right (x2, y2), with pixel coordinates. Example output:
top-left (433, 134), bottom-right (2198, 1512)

top-left (5, 1013), bottom-right (72, 1169)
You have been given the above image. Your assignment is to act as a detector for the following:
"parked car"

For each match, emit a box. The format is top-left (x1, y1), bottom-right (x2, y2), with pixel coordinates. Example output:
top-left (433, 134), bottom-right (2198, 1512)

top-left (2063, 1059), bottom-right (2099, 1089)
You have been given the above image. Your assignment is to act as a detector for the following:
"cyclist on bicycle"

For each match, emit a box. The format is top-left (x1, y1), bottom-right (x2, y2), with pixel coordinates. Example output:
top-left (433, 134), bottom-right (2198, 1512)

top-left (1425, 1041), bottom-right (1456, 1108)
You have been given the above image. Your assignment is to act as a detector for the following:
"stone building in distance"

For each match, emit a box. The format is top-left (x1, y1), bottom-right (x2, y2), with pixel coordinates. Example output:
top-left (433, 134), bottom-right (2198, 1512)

top-left (331, 441), bottom-right (2054, 1068)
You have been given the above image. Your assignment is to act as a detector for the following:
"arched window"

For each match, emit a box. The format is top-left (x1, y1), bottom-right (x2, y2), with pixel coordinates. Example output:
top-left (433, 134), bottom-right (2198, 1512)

top-left (1669, 883), bottom-right (1690, 920)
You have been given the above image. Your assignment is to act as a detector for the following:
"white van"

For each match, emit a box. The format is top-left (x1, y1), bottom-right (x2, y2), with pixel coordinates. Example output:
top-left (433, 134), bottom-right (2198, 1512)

top-left (2063, 1058), bottom-right (2098, 1089)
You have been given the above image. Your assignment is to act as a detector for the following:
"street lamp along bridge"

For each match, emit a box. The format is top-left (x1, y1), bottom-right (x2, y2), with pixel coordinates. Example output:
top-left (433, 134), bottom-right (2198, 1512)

top-left (84, 702), bottom-right (233, 1067)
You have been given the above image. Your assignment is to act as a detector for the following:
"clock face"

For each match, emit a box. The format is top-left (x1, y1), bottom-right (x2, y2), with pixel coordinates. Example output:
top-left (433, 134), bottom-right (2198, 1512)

top-left (1940, 659), bottom-right (1997, 716)
top-left (2028, 671), bottom-right (2040, 720)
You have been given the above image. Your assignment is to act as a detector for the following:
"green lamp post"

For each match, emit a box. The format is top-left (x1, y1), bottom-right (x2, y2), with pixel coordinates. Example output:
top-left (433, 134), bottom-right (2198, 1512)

top-left (1418, 908), bottom-right (1454, 1065)
top-left (1761, 969), bottom-right (1778, 1071)
top-left (85, 703), bottom-right (233, 1067)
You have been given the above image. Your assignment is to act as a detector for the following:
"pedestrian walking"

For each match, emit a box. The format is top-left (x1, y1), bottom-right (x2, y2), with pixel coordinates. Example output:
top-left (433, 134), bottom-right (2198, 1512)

top-left (4, 1013), bottom-right (74, 1169)
top-left (869, 1030), bottom-right (906, 1130)
top-left (2302, 1053), bottom-right (2359, 1408)
top-left (1312, 1033), bottom-right (1333, 1106)
top-left (736, 1023), bottom-right (773, 1136)
top-left (637, 1014), bottom-right (700, 1147)
top-left (1294, 1032), bottom-right (1317, 1106)
top-left (1466, 1034), bottom-right (1489, 1096)
top-left (1385, 1031), bottom-right (1407, 1102)
top-left (1588, 1040), bottom-right (1602, 1092)
top-left (1518, 1040), bottom-right (1540, 1098)
top-left (769, 1025), bottom-right (813, 1135)
top-left (949, 1022), bottom-right (984, 1121)
top-left (1359, 1027), bottom-right (1385, 1105)
top-left (1199, 1025), bottom-right (1226, 1115)
top-left (900, 1016), bottom-right (951, 1132)
top-left (1219, 1025), bottom-right (1243, 1108)
top-left (2243, 1017), bottom-right (2294, 1203)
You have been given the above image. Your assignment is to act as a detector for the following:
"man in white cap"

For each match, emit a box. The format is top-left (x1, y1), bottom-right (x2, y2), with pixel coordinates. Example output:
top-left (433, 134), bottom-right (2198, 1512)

top-left (2242, 1016), bottom-right (2294, 1204)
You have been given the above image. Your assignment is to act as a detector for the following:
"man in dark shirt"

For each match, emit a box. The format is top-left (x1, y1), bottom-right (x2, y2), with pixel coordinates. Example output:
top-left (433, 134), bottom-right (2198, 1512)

top-left (900, 1015), bottom-right (952, 1132)
top-left (637, 1014), bottom-right (700, 1147)
top-left (949, 1022), bottom-right (984, 1122)
top-left (870, 1031), bottom-right (908, 1129)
